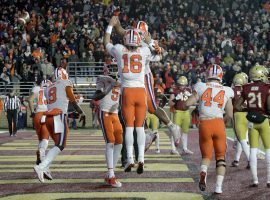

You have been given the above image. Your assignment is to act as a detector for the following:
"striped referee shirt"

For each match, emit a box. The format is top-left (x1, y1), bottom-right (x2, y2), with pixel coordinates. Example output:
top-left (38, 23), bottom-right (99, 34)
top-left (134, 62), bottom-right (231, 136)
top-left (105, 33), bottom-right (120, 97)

top-left (4, 95), bottom-right (20, 111)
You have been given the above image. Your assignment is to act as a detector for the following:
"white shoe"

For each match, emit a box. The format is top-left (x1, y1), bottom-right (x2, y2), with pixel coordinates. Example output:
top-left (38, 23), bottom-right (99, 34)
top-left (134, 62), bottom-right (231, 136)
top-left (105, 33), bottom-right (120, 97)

top-left (34, 165), bottom-right (44, 183)
top-left (169, 124), bottom-right (181, 147)
top-left (155, 149), bottom-right (160, 154)
top-left (182, 149), bottom-right (194, 155)
top-left (105, 176), bottom-right (122, 188)
top-left (44, 168), bottom-right (53, 180)
top-left (145, 132), bottom-right (157, 152)
top-left (214, 186), bottom-right (222, 194)
top-left (257, 152), bottom-right (265, 160)
top-left (170, 149), bottom-right (179, 155)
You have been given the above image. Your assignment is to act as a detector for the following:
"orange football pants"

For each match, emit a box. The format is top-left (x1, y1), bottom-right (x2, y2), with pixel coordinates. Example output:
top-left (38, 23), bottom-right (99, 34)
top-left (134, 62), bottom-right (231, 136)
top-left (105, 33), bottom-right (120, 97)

top-left (145, 73), bottom-right (157, 114)
top-left (121, 87), bottom-right (147, 127)
top-left (98, 110), bottom-right (123, 144)
top-left (199, 118), bottom-right (226, 160)
top-left (33, 112), bottom-right (49, 141)
top-left (45, 113), bottom-right (69, 148)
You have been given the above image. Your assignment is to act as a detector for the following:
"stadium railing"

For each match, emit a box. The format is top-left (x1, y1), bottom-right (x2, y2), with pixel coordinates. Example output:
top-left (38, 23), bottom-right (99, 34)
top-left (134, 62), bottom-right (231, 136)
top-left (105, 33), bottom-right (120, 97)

top-left (0, 82), bottom-right (35, 97)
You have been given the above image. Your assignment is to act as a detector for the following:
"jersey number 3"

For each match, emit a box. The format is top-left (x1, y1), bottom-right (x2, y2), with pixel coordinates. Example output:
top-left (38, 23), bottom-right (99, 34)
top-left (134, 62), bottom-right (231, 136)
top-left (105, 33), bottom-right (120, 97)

top-left (122, 54), bottom-right (142, 73)
top-left (201, 88), bottom-right (225, 108)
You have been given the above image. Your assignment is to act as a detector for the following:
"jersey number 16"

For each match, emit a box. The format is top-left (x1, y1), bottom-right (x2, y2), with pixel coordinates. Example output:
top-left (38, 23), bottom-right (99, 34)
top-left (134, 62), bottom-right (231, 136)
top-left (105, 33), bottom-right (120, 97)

top-left (122, 54), bottom-right (142, 73)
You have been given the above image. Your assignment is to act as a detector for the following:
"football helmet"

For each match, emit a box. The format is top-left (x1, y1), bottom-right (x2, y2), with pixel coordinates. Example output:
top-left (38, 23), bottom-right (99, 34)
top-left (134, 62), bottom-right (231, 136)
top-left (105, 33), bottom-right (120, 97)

top-left (233, 73), bottom-right (246, 86)
top-left (239, 72), bottom-right (248, 84)
top-left (133, 21), bottom-right (148, 35)
top-left (123, 29), bottom-right (141, 47)
top-left (249, 65), bottom-right (269, 82)
top-left (54, 67), bottom-right (69, 80)
top-left (177, 76), bottom-right (188, 86)
top-left (206, 64), bottom-right (223, 81)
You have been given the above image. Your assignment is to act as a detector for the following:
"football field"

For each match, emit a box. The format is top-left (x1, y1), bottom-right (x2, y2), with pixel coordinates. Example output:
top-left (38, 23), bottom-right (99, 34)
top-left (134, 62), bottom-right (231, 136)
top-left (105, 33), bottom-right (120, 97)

top-left (0, 129), bottom-right (269, 200)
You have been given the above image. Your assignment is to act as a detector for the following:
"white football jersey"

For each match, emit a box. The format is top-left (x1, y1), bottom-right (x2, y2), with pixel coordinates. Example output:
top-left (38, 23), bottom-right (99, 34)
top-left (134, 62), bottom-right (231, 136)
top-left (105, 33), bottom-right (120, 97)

top-left (194, 82), bottom-right (234, 119)
top-left (31, 86), bottom-right (48, 112)
top-left (141, 40), bottom-right (161, 74)
top-left (106, 43), bottom-right (152, 88)
top-left (46, 79), bottom-right (73, 114)
top-left (96, 75), bottom-right (120, 113)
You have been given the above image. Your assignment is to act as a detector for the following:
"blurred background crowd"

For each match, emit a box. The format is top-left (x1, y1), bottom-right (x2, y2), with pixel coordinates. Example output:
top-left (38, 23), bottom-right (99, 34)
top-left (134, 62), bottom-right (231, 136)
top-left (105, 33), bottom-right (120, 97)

top-left (0, 0), bottom-right (269, 96)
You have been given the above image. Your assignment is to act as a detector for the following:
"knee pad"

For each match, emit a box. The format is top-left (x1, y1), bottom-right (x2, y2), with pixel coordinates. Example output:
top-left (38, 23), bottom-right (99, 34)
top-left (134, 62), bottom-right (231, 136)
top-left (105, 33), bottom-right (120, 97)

top-left (216, 159), bottom-right (226, 168)
top-left (56, 145), bottom-right (65, 151)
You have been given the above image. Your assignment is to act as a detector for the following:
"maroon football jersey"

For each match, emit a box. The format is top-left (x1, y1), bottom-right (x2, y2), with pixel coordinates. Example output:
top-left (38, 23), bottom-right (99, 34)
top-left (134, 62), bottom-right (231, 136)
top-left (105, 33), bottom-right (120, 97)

top-left (173, 86), bottom-right (192, 111)
top-left (242, 82), bottom-right (270, 114)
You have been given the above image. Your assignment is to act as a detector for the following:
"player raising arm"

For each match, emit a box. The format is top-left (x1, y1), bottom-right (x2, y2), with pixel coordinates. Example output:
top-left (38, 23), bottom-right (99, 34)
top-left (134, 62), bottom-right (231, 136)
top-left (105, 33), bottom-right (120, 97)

top-left (185, 64), bottom-right (234, 194)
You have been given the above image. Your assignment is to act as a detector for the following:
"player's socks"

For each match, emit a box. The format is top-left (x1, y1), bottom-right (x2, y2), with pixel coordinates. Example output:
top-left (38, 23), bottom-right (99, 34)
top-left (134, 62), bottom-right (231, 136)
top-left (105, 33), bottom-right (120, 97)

top-left (125, 127), bottom-right (134, 163)
top-left (170, 135), bottom-right (176, 151)
top-left (154, 131), bottom-right (160, 151)
top-left (215, 175), bottom-right (224, 194)
top-left (240, 140), bottom-right (250, 161)
top-left (39, 146), bottom-right (61, 169)
top-left (182, 133), bottom-right (188, 151)
top-left (201, 164), bottom-right (208, 173)
top-left (38, 139), bottom-right (49, 161)
top-left (250, 148), bottom-right (258, 184)
top-left (113, 144), bottom-right (122, 168)
top-left (136, 127), bottom-right (146, 163)
top-left (265, 149), bottom-right (270, 183)
top-left (106, 143), bottom-right (114, 171)
top-left (234, 141), bottom-right (242, 162)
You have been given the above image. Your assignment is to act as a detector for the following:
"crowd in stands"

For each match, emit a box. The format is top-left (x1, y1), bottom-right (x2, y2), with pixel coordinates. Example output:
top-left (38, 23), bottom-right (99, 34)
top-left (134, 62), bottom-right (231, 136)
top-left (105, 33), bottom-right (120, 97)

top-left (0, 0), bottom-right (269, 97)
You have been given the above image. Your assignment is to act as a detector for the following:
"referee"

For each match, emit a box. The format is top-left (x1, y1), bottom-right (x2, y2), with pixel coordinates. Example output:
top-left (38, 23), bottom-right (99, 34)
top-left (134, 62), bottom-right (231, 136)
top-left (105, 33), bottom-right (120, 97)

top-left (4, 90), bottom-right (20, 136)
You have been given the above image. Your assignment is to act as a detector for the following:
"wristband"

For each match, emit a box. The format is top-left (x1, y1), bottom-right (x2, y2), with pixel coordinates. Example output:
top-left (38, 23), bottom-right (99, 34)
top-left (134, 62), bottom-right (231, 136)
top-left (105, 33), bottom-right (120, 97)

top-left (106, 25), bottom-right (113, 34)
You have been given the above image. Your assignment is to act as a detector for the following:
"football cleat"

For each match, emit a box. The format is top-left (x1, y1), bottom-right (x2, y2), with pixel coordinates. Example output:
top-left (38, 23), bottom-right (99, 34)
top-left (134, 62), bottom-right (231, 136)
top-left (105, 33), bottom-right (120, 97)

top-left (199, 171), bottom-right (207, 191)
top-left (250, 183), bottom-right (259, 187)
top-left (182, 149), bottom-right (194, 155)
top-left (145, 132), bottom-right (157, 152)
top-left (214, 186), bottom-right (222, 194)
top-left (43, 168), bottom-right (53, 180)
top-left (155, 149), bottom-right (160, 154)
top-left (246, 162), bottom-right (250, 169)
top-left (231, 160), bottom-right (239, 167)
top-left (170, 149), bottom-right (180, 155)
top-left (124, 162), bottom-right (135, 172)
top-left (137, 162), bottom-right (144, 174)
top-left (267, 183), bottom-right (270, 188)
top-left (105, 176), bottom-right (122, 188)
top-left (34, 165), bottom-right (44, 183)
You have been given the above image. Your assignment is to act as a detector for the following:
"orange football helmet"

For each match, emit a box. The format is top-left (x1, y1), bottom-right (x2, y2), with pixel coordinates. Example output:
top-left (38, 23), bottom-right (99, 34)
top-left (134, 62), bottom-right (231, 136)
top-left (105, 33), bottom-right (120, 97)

top-left (133, 21), bottom-right (148, 35)
top-left (206, 64), bottom-right (223, 81)
top-left (123, 29), bottom-right (141, 47)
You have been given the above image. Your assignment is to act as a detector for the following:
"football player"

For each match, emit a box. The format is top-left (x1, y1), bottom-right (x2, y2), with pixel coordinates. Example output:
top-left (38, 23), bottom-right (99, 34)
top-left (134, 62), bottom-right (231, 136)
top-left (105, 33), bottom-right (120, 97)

top-left (91, 70), bottom-right (123, 188)
top-left (169, 76), bottom-right (193, 155)
top-left (27, 75), bottom-right (52, 180)
top-left (231, 73), bottom-right (250, 168)
top-left (235, 65), bottom-right (270, 187)
top-left (104, 19), bottom-right (150, 174)
top-left (33, 68), bottom-right (85, 183)
top-left (114, 18), bottom-right (181, 147)
top-left (185, 64), bottom-right (234, 194)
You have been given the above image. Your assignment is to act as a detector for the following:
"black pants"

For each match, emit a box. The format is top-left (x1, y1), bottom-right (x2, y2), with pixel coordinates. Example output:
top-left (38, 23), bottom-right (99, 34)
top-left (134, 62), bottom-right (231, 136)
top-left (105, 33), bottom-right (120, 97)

top-left (7, 109), bottom-right (17, 135)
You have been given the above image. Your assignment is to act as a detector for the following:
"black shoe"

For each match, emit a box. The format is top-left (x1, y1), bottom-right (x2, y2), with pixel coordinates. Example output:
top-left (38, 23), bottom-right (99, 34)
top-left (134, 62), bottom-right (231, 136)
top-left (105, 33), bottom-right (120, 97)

top-left (267, 183), bottom-right (270, 188)
top-left (137, 162), bottom-right (144, 174)
top-left (250, 183), bottom-right (258, 187)
top-left (199, 171), bottom-right (207, 191)
top-left (231, 160), bottom-right (239, 167)
top-left (246, 162), bottom-right (250, 169)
